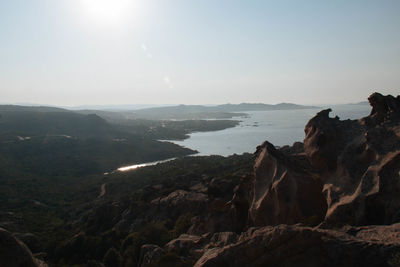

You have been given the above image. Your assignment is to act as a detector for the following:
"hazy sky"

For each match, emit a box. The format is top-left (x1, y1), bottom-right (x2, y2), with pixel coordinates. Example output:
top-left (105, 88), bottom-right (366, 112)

top-left (1, 0), bottom-right (399, 105)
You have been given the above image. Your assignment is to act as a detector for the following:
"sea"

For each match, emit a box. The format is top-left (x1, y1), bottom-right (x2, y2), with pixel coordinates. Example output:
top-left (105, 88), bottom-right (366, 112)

top-left (169, 104), bottom-right (371, 156)
top-left (117, 103), bottom-right (371, 171)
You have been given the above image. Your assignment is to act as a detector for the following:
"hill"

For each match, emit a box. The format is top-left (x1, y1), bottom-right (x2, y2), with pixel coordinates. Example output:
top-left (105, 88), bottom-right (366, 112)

top-left (124, 102), bottom-right (318, 120)
top-left (0, 104), bottom-right (69, 113)
top-left (0, 106), bottom-right (196, 177)
top-left (74, 109), bottom-right (241, 140)
top-left (0, 109), bottom-right (114, 140)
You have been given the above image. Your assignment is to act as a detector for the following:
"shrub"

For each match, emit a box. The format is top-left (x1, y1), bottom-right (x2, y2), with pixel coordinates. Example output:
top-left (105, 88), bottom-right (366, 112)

top-left (121, 222), bottom-right (170, 264)
top-left (103, 247), bottom-right (122, 267)
top-left (171, 213), bottom-right (193, 238)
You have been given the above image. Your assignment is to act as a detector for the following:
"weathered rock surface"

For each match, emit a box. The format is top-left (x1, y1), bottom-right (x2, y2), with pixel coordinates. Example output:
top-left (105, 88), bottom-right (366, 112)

top-left (150, 190), bottom-right (208, 220)
top-left (194, 224), bottom-right (400, 267)
top-left (228, 92), bottom-right (400, 229)
top-left (164, 234), bottom-right (207, 258)
top-left (304, 92), bottom-right (400, 226)
top-left (139, 231), bottom-right (239, 265)
top-left (248, 141), bottom-right (327, 227)
top-left (138, 223), bottom-right (400, 267)
top-left (0, 228), bottom-right (47, 267)
top-left (150, 93), bottom-right (400, 267)
top-left (138, 244), bottom-right (164, 267)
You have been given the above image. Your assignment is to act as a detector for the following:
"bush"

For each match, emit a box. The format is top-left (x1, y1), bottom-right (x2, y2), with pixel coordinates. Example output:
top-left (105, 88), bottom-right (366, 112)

top-left (103, 247), bottom-right (122, 267)
top-left (149, 252), bottom-right (195, 267)
top-left (171, 213), bottom-right (193, 238)
top-left (121, 222), bottom-right (171, 264)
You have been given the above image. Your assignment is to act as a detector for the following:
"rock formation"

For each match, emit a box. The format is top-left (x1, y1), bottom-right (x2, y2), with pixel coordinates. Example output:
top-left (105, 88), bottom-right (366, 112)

top-left (139, 92), bottom-right (400, 266)
top-left (227, 92), bottom-right (400, 229)
top-left (248, 141), bottom-right (327, 227)
top-left (304, 92), bottom-right (400, 226)
top-left (138, 223), bottom-right (400, 267)
top-left (195, 224), bottom-right (400, 267)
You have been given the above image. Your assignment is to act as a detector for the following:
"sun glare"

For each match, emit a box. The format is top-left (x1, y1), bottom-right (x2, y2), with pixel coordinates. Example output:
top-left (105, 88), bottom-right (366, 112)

top-left (80, 0), bottom-right (136, 26)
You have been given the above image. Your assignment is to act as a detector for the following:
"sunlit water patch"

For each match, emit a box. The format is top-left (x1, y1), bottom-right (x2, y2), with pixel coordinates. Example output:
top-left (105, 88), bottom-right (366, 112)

top-left (117, 157), bottom-right (176, 172)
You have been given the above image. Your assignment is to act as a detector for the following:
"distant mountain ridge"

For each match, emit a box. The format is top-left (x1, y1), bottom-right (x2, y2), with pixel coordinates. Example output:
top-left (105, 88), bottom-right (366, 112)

top-left (66, 104), bottom-right (176, 111)
top-left (0, 102), bottom-right (319, 121)
top-left (127, 103), bottom-right (319, 120)
top-left (134, 102), bottom-right (318, 113)
top-left (0, 104), bottom-right (71, 113)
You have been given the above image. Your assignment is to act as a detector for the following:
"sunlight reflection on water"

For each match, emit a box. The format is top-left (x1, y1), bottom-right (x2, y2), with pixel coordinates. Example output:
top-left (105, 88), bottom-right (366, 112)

top-left (117, 157), bottom-right (176, 172)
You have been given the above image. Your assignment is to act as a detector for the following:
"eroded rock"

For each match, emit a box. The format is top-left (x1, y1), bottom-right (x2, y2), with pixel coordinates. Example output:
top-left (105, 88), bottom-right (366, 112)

top-left (194, 224), bottom-right (400, 267)
top-left (138, 244), bottom-right (164, 267)
top-left (249, 141), bottom-right (327, 226)
top-left (304, 92), bottom-right (400, 226)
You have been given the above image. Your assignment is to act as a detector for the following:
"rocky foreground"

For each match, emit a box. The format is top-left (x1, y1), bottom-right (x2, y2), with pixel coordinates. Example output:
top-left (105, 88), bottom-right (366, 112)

top-left (139, 92), bottom-right (400, 266)
top-left (1, 92), bottom-right (400, 266)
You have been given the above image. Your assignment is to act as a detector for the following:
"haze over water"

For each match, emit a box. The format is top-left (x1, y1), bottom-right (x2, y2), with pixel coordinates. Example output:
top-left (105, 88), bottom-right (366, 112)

top-left (170, 104), bottom-right (371, 156)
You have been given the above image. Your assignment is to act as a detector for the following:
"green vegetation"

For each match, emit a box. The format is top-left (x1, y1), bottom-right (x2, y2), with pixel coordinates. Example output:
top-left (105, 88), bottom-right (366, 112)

top-left (0, 136), bottom-right (193, 176)
top-left (0, 154), bottom-right (252, 266)
top-left (114, 119), bottom-right (240, 140)
top-left (0, 105), bottom-right (253, 266)
top-left (103, 247), bottom-right (122, 267)
top-left (149, 252), bottom-right (195, 267)
top-left (171, 213), bottom-right (193, 238)
top-left (388, 252), bottom-right (400, 267)
top-left (0, 106), bottom-right (196, 176)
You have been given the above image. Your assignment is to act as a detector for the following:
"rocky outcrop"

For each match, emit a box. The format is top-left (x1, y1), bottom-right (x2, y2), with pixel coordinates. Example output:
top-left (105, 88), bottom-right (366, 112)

top-left (248, 141), bottom-right (327, 226)
top-left (304, 92), bottom-right (400, 226)
top-left (149, 92), bottom-right (400, 266)
top-left (229, 92), bottom-right (400, 229)
top-left (152, 190), bottom-right (208, 210)
top-left (164, 234), bottom-right (207, 258)
top-left (195, 224), bottom-right (400, 267)
top-left (150, 190), bottom-right (208, 220)
top-left (138, 223), bottom-right (400, 267)
top-left (0, 228), bottom-right (47, 267)
top-left (365, 92), bottom-right (400, 125)
top-left (229, 141), bottom-right (327, 231)
top-left (138, 244), bottom-right (164, 267)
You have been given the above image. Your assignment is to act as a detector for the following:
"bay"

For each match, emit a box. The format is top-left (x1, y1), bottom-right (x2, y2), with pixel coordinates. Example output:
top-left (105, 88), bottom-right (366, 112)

top-left (170, 104), bottom-right (371, 156)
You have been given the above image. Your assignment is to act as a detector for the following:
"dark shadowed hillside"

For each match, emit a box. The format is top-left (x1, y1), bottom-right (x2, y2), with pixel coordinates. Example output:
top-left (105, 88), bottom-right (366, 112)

top-left (0, 106), bottom-right (197, 176)
top-left (0, 111), bottom-right (113, 140)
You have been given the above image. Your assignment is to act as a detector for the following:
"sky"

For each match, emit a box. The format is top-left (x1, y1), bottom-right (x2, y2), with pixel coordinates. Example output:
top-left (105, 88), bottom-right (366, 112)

top-left (0, 0), bottom-right (399, 106)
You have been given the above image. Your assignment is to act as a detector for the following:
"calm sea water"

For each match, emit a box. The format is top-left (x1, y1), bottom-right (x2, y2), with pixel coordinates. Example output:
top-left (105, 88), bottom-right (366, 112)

top-left (170, 104), bottom-right (371, 156)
